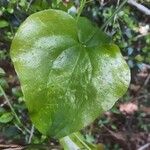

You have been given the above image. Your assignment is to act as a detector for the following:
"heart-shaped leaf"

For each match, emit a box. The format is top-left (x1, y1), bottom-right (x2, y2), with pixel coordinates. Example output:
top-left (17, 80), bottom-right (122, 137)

top-left (10, 9), bottom-right (130, 138)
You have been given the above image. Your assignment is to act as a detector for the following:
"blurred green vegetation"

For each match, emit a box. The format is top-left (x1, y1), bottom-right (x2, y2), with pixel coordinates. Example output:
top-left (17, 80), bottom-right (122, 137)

top-left (0, 0), bottom-right (150, 150)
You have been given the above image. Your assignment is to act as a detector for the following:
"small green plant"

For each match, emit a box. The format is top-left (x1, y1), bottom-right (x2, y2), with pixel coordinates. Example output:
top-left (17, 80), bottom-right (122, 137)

top-left (10, 1), bottom-right (130, 149)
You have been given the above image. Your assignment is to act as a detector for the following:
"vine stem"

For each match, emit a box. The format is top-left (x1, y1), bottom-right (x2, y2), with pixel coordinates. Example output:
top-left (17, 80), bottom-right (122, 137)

top-left (0, 85), bottom-right (21, 124)
top-left (76, 0), bottom-right (87, 22)
top-left (73, 132), bottom-right (91, 150)
top-left (100, 0), bottom-right (128, 30)
top-left (60, 132), bottom-right (97, 150)
top-left (0, 85), bottom-right (30, 134)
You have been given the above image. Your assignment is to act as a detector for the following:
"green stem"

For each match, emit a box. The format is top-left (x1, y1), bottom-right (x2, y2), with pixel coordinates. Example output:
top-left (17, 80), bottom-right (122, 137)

top-left (100, 0), bottom-right (128, 30)
top-left (60, 132), bottom-right (98, 150)
top-left (73, 133), bottom-right (91, 150)
top-left (0, 85), bottom-right (30, 133)
top-left (0, 85), bottom-right (21, 124)
top-left (77, 0), bottom-right (87, 22)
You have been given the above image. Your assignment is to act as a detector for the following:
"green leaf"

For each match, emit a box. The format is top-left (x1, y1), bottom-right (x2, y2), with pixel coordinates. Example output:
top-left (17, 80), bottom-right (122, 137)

top-left (0, 107), bottom-right (5, 116)
top-left (0, 112), bottom-right (13, 123)
top-left (0, 20), bottom-right (9, 28)
top-left (10, 9), bottom-right (130, 138)
top-left (0, 67), bottom-right (6, 76)
top-left (0, 78), bottom-right (9, 89)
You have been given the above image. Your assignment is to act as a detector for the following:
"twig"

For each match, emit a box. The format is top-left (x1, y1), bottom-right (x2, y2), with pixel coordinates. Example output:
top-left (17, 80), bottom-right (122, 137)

top-left (3, 148), bottom-right (22, 150)
top-left (28, 125), bottom-right (34, 144)
top-left (113, 0), bottom-right (120, 24)
top-left (0, 85), bottom-right (22, 125)
top-left (85, 0), bottom-right (93, 4)
top-left (132, 73), bottom-right (150, 98)
top-left (14, 123), bottom-right (25, 133)
top-left (0, 101), bottom-right (7, 107)
top-left (133, 33), bottom-right (150, 40)
top-left (101, 0), bottom-right (128, 30)
top-left (26, 0), bottom-right (34, 11)
top-left (0, 144), bottom-right (21, 148)
top-left (143, 73), bottom-right (150, 87)
top-left (0, 144), bottom-right (61, 150)
top-left (0, 85), bottom-right (30, 134)
top-left (138, 143), bottom-right (150, 150)
top-left (128, 0), bottom-right (150, 16)
top-left (100, 0), bottom-right (104, 6)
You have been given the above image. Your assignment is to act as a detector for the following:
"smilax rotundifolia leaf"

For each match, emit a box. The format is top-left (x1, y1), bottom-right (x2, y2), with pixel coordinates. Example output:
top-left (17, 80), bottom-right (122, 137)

top-left (11, 9), bottom-right (130, 138)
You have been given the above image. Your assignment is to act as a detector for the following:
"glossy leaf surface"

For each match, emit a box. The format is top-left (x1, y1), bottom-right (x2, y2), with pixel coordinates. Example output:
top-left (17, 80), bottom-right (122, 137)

top-left (11, 9), bottom-right (130, 138)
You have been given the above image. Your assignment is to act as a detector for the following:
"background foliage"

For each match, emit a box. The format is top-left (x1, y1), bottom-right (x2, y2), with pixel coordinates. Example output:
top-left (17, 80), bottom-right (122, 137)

top-left (0, 0), bottom-right (150, 149)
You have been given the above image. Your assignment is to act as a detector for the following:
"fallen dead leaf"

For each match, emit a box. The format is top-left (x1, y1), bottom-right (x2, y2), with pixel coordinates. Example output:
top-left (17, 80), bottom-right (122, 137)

top-left (137, 64), bottom-right (149, 78)
top-left (130, 84), bottom-right (141, 92)
top-left (139, 25), bottom-right (149, 35)
top-left (119, 102), bottom-right (138, 114)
